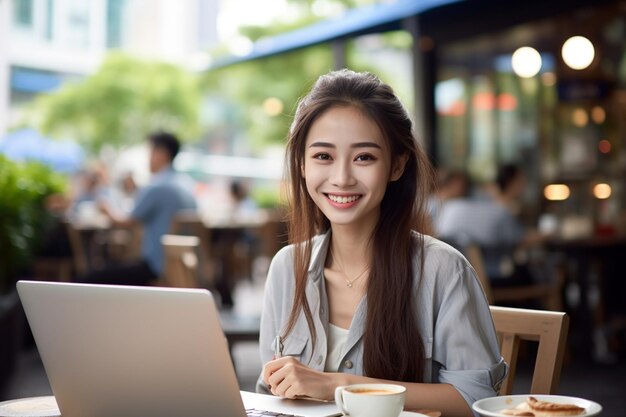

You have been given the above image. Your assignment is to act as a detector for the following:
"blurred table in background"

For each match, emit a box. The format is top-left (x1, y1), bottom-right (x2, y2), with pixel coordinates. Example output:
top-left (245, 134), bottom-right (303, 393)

top-left (172, 209), bottom-right (286, 308)
top-left (545, 233), bottom-right (626, 361)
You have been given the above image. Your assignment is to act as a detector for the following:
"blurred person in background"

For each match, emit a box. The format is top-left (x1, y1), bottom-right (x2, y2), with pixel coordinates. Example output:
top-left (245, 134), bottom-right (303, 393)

top-left (69, 162), bottom-right (114, 225)
top-left (436, 163), bottom-right (545, 287)
top-left (114, 170), bottom-right (138, 214)
top-left (77, 131), bottom-right (197, 286)
top-left (427, 168), bottom-right (471, 227)
top-left (230, 179), bottom-right (259, 218)
top-left (71, 163), bottom-right (110, 210)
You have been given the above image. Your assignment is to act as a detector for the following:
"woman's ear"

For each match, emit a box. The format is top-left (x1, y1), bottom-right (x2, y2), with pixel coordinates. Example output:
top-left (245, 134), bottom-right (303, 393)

top-left (390, 154), bottom-right (408, 182)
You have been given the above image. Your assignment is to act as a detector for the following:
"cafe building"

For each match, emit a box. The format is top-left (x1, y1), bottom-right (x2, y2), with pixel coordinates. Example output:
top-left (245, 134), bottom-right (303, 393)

top-left (214, 0), bottom-right (626, 235)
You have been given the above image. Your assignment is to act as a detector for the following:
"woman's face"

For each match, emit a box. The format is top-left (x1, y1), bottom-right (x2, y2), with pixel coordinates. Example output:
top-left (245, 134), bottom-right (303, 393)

top-left (303, 106), bottom-right (402, 232)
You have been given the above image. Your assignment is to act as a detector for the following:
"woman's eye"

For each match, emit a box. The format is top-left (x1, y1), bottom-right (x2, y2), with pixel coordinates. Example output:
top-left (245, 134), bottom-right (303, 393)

top-left (312, 153), bottom-right (332, 160)
top-left (355, 153), bottom-right (375, 162)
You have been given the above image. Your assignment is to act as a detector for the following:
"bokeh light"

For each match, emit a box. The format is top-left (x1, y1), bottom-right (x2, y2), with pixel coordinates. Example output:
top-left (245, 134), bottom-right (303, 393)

top-left (598, 140), bottom-right (611, 154)
top-left (262, 97), bottom-right (284, 116)
top-left (572, 108), bottom-right (588, 127)
top-left (544, 184), bottom-right (570, 201)
top-left (591, 106), bottom-right (606, 124)
top-left (562, 36), bottom-right (595, 70)
top-left (512, 47), bottom-right (542, 78)
top-left (593, 183), bottom-right (611, 199)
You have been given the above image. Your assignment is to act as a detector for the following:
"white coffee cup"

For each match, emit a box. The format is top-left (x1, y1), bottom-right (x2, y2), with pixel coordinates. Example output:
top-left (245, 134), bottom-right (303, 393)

top-left (334, 383), bottom-right (406, 417)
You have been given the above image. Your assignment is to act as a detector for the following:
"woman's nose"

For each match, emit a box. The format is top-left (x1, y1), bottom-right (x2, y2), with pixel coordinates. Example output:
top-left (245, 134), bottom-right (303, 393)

top-left (330, 160), bottom-right (356, 187)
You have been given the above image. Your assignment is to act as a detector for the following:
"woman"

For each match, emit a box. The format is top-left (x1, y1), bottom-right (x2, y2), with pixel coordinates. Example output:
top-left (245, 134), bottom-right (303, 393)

top-left (257, 69), bottom-right (506, 417)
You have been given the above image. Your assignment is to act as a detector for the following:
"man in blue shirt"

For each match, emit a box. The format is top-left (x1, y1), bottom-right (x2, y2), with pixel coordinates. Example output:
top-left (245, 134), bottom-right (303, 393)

top-left (79, 131), bottom-right (197, 285)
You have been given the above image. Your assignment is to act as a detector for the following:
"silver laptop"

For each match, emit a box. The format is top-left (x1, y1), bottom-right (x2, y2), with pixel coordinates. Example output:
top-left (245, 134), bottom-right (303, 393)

top-left (17, 280), bottom-right (340, 417)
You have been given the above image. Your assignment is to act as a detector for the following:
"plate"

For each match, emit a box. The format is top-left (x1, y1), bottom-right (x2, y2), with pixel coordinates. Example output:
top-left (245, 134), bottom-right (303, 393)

top-left (472, 394), bottom-right (602, 417)
top-left (0, 396), bottom-right (60, 417)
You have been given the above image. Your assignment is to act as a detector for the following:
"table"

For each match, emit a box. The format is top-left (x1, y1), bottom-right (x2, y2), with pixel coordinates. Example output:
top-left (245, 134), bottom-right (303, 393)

top-left (65, 219), bottom-right (142, 276)
top-left (545, 233), bottom-right (626, 360)
top-left (173, 209), bottom-right (287, 308)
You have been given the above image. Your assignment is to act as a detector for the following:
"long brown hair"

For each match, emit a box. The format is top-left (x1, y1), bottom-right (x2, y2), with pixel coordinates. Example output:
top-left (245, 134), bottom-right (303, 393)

top-left (282, 69), bottom-right (433, 383)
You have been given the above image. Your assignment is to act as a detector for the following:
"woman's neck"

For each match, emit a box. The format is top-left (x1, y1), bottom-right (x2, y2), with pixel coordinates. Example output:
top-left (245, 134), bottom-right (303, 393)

top-left (329, 224), bottom-right (373, 271)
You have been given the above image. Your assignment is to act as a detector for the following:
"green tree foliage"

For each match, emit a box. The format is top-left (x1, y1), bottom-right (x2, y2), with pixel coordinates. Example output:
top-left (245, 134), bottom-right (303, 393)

top-left (202, 45), bottom-right (334, 150)
top-left (0, 156), bottom-right (66, 292)
top-left (30, 53), bottom-right (200, 154)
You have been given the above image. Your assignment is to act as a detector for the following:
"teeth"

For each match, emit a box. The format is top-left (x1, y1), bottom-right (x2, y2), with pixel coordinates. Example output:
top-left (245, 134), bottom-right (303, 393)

top-left (328, 194), bottom-right (360, 204)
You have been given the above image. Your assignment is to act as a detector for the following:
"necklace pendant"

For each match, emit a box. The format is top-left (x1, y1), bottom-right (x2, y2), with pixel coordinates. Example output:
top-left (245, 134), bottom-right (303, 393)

top-left (347, 282), bottom-right (353, 288)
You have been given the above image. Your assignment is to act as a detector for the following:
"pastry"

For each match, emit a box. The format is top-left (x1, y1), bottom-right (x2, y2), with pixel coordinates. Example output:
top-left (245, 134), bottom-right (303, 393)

top-left (526, 396), bottom-right (585, 417)
top-left (499, 397), bottom-right (586, 417)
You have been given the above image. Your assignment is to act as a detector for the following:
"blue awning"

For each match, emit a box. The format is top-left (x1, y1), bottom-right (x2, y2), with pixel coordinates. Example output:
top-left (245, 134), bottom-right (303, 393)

top-left (10, 68), bottom-right (63, 93)
top-left (0, 128), bottom-right (84, 173)
top-left (210, 0), bottom-right (463, 69)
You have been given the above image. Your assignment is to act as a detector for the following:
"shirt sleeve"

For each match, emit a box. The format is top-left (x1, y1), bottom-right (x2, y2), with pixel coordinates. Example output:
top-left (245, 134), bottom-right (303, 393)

top-left (432, 261), bottom-right (508, 414)
top-left (255, 247), bottom-right (290, 394)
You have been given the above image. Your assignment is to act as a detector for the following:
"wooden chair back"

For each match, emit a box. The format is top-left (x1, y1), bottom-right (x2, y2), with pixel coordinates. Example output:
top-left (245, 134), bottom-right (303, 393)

top-left (161, 234), bottom-right (200, 288)
top-left (170, 211), bottom-right (214, 288)
top-left (490, 306), bottom-right (569, 395)
top-left (64, 221), bottom-right (90, 276)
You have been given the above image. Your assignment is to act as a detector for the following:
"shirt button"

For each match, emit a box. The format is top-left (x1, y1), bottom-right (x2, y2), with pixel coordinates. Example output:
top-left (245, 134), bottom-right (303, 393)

top-left (344, 360), bottom-right (353, 369)
top-left (316, 355), bottom-right (323, 365)
top-left (320, 307), bottom-right (324, 314)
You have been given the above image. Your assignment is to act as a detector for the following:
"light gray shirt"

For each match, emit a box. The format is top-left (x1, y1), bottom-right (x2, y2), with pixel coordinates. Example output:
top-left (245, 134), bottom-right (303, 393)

top-left (257, 230), bottom-right (507, 413)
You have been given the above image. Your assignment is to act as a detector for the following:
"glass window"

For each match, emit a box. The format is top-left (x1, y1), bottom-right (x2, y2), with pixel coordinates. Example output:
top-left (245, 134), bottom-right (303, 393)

top-left (106, 0), bottom-right (126, 48)
top-left (64, 0), bottom-right (90, 48)
top-left (45, 0), bottom-right (54, 40)
top-left (13, 0), bottom-right (34, 27)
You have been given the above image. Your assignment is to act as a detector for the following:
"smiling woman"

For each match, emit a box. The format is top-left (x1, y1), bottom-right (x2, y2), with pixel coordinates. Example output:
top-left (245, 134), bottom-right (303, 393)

top-left (256, 69), bottom-right (507, 417)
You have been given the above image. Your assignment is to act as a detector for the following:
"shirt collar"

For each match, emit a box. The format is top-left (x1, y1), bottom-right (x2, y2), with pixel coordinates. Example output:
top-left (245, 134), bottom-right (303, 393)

top-left (308, 229), bottom-right (332, 281)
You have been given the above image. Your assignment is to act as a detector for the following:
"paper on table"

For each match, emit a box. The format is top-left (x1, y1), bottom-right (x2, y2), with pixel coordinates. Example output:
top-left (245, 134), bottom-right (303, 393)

top-left (241, 391), bottom-right (431, 417)
top-left (0, 396), bottom-right (61, 417)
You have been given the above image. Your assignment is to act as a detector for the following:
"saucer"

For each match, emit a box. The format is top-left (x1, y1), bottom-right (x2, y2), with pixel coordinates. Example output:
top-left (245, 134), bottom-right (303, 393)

top-left (0, 396), bottom-right (61, 417)
top-left (473, 394), bottom-right (602, 417)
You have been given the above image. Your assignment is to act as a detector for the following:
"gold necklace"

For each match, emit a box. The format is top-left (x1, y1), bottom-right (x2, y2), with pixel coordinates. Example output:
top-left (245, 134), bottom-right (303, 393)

top-left (331, 248), bottom-right (369, 288)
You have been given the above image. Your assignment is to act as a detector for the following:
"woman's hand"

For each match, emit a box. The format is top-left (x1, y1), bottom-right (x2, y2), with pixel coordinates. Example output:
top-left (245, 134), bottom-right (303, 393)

top-left (263, 356), bottom-right (339, 400)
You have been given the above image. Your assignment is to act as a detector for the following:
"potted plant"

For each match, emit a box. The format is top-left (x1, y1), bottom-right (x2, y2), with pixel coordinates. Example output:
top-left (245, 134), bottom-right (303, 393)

top-left (0, 155), bottom-right (66, 392)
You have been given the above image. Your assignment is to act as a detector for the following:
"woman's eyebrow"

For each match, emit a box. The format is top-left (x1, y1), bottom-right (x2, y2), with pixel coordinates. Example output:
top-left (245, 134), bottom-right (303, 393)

top-left (308, 141), bottom-right (382, 149)
top-left (351, 141), bottom-right (382, 149)
top-left (308, 141), bottom-right (334, 148)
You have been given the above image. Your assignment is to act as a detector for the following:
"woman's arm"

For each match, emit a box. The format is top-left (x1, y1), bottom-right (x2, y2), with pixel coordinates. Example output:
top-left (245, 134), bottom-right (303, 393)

top-left (263, 357), bottom-right (473, 417)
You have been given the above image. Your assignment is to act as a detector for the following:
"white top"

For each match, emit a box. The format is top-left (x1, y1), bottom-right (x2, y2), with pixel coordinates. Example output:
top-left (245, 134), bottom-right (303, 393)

top-left (324, 323), bottom-right (349, 372)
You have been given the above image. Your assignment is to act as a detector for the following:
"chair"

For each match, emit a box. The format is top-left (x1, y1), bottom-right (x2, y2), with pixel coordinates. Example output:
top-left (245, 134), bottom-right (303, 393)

top-left (104, 223), bottom-right (143, 263)
top-left (64, 221), bottom-right (91, 276)
top-left (170, 211), bottom-right (215, 288)
top-left (490, 305), bottom-right (569, 395)
top-left (161, 234), bottom-right (200, 288)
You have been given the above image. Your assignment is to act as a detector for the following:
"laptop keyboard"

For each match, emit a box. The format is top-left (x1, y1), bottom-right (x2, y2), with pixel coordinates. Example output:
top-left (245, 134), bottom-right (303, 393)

top-left (246, 408), bottom-right (304, 417)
